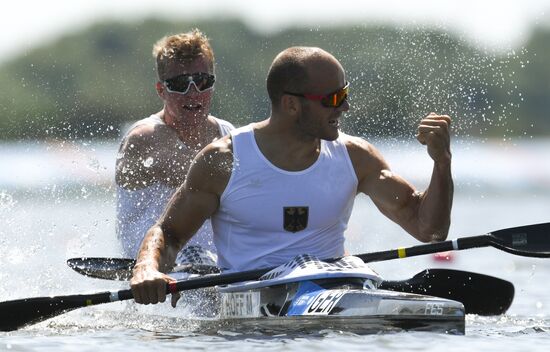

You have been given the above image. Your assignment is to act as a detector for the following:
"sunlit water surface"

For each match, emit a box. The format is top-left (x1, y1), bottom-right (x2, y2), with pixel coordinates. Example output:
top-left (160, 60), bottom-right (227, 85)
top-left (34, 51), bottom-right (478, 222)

top-left (1, 139), bottom-right (549, 351)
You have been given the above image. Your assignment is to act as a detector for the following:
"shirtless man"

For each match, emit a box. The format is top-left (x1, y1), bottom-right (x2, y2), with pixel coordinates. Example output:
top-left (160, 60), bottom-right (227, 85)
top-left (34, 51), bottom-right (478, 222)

top-left (130, 46), bottom-right (453, 307)
top-left (116, 29), bottom-right (234, 263)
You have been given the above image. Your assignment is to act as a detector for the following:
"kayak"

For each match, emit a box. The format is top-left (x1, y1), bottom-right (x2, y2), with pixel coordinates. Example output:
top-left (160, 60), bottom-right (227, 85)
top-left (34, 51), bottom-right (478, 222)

top-left (214, 279), bottom-right (465, 335)
top-left (170, 255), bottom-right (466, 335)
top-left (65, 253), bottom-right (513, 334)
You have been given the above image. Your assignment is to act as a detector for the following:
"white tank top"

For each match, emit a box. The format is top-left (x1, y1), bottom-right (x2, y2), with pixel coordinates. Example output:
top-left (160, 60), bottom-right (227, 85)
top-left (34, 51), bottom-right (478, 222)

top-left (211, 124), bottom-right (358, 272)
top-left (116, 114), bottom-right (234, 260)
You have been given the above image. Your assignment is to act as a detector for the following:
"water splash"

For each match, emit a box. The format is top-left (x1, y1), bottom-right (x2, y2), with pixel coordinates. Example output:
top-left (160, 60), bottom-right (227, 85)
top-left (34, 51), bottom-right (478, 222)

top-left (339, 26), bottom-right (527, 142)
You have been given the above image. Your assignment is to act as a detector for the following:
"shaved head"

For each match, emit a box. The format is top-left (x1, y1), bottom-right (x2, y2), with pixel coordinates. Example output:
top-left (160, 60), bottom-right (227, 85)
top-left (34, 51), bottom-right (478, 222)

top-left (266, 47), bottom-right (339, 109)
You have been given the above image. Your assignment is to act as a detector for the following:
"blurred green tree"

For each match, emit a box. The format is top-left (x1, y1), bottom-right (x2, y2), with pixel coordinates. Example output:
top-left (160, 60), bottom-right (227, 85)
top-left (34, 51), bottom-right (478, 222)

top-left (0, 19), bottom-right (547, 140)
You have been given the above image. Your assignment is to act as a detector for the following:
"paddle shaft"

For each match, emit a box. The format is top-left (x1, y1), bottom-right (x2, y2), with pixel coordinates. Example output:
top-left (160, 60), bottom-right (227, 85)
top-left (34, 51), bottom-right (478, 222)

top-left (62, 236), bottom-right (486, 296)
top-left (168, 235), bottom-right (491, 297)
top-left (357, 235), bottom-right (491, 262)
top-left (66, 236), bottom-right (492, 282)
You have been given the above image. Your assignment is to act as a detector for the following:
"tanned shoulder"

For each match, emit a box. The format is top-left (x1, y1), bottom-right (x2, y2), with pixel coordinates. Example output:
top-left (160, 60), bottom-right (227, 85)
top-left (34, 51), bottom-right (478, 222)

top-left (117, 121), bottom-right (197, 189)
top-left (341, 134), bottom-right (391, 190)
top-left (115, 124), bottom-right (157, 188)
top-left (185, 135), bottom-right (234, 197)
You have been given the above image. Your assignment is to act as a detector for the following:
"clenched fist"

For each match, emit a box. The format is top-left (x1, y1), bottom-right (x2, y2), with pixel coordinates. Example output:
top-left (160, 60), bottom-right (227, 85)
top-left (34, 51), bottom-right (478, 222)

top-left (416, 112), bottom-right (452, 164)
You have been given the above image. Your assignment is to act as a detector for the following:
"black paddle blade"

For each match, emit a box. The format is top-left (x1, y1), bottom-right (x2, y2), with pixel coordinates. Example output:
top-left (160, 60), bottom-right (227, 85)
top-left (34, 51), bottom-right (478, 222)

top-left (66, 257), bottom-right (221, 281)
top-left (0, 292), bottom-right (112, 332)
top-left (490, 222), bottom-right (550, 257)
top-left (67, 257), bottom-right (136, 281)
top-left (380, 269), bottom-right (514, 316)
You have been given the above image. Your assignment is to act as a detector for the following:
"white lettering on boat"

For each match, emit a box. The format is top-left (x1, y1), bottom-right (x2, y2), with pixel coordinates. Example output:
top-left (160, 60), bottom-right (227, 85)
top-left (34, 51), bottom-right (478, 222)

top-left (305, 290), bottom-right (346, 315)
top-left (424, 302), bottom-right (444, 315)
top-left (220, 292), bottom-right (261, 318)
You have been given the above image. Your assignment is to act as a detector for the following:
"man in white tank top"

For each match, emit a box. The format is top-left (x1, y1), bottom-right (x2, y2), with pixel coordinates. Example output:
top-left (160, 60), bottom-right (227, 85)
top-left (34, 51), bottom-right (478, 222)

top-left (130, 47), bottom-right (453, 307)
top-left (115, 29), bottom-right (234, 264)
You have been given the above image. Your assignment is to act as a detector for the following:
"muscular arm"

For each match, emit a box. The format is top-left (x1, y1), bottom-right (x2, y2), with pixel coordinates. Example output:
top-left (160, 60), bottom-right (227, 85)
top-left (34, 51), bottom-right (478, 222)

top-left (130, 137), bottom-right (233, 305)
top-left (348, 114), bottom-right (453, 242)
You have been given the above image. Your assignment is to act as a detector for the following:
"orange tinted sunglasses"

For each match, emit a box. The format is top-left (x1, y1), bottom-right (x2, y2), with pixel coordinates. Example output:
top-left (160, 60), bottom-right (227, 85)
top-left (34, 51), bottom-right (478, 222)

top-left (285, 82), bottom-right (349, 107)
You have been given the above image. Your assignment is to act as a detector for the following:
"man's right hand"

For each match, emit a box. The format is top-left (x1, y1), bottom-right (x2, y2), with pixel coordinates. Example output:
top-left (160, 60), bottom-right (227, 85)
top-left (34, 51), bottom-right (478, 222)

top-left (130, 263), bottom-right (181, 307)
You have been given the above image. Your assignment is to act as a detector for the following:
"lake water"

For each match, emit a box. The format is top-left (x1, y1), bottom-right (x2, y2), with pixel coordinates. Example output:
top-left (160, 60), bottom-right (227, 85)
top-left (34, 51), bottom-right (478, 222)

top-left (1, 138), bottom-right (550, 351)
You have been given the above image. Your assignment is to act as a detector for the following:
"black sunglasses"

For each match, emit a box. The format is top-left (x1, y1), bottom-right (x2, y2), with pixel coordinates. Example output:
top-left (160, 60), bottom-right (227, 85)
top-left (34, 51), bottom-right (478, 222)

top-left (163, 72), bottom-right (216, 95)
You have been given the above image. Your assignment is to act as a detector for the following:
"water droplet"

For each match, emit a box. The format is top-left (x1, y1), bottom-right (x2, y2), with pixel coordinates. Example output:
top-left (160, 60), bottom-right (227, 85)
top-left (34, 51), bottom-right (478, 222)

top-left (143, 157), bottom-right (154, 168)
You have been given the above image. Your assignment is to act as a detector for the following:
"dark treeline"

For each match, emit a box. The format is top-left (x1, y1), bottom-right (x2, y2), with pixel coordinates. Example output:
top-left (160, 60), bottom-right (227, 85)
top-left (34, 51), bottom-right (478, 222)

top-left (0, 18), bottom-right (549, 140)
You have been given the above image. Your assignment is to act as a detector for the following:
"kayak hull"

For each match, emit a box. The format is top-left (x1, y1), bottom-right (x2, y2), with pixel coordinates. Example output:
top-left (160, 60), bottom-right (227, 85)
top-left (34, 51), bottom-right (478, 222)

top-left (214, 279), bottom-right (465, 335)
top-left (214, 315), bottom-right (464, 335)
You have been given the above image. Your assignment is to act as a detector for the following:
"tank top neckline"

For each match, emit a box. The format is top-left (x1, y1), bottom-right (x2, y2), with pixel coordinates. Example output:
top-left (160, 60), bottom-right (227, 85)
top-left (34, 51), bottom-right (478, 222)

top-left (245, 125), bottom-right (327, 176)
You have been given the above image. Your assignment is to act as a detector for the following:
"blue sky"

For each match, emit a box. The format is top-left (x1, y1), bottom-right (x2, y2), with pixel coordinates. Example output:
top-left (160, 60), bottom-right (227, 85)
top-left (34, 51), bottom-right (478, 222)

top-left (1, 0), bottom-right (549, 63)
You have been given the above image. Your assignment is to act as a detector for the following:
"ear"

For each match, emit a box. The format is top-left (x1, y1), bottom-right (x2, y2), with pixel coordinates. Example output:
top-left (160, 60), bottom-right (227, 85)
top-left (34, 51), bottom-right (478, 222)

top-left (280, 94), bottom-right (301, 116)
top-left (155, 81), bottom-right (165, 99)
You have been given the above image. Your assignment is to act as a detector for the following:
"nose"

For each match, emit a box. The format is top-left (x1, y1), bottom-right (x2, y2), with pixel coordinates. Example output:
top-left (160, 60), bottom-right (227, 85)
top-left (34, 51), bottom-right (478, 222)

top-left (338, 97), bottom-right (350, 112)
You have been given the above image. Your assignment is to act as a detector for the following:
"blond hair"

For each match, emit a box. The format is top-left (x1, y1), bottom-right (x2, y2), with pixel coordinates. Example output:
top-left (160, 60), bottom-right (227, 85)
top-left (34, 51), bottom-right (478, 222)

top-left (152, 29), bottom-right (214, 80)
